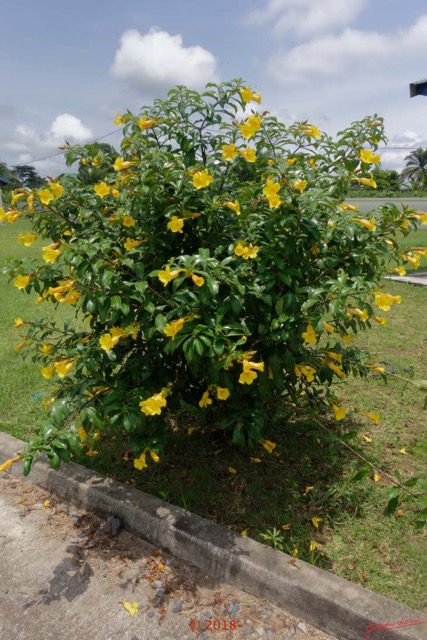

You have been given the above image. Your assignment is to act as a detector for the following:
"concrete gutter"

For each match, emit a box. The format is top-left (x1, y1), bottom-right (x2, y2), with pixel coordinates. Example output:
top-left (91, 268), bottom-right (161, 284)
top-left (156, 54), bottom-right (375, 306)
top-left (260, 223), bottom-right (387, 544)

top-left (1, 431), bottom-right (425, 640)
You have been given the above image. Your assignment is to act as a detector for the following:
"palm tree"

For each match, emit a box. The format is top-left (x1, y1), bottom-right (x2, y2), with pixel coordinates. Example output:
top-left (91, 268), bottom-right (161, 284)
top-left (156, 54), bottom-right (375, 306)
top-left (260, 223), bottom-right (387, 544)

top-left (401, 147), bottom-right (427, 188)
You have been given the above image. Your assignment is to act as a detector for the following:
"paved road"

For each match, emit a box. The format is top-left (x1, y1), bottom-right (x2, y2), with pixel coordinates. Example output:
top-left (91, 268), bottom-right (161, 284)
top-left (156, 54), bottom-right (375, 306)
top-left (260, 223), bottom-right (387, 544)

top-left (346, 197), bottom-right (427, 213)
top-left (0, 473), bottom-right (335, 640)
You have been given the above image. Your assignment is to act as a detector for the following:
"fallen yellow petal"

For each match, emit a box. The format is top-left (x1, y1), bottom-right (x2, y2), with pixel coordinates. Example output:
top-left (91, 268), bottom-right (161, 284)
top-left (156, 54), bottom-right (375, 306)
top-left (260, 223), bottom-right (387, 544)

top-left (120, 601), bottom-right (139, 617)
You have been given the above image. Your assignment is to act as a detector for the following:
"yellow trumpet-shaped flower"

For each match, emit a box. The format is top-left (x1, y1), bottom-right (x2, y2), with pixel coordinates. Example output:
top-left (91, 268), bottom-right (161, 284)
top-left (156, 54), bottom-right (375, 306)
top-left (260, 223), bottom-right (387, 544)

top-left (42, 245), bottom-right (61, 264)
top-left (262, 179), bottom-right (280, 197)
top-left (114, 157), bottom-right (136, 171)
top-left (164, 317), bottom-right (187, 339)
top-left (393, 266), bottom-right (406, 276)
top-left (14, 317), bottom-right (25, 328)
top-left (234, 243), bottom-right (259, 259)
top-left (359, 149), bottom-right (381, 164)
top-left (240, 147), bottom-right (257, 163)
top-left (94, 182), bottom-right (110, 198)
top-left (225, 200), bottom-right (241, 215)
top-left (239, 369), bottom-right (258, 385)
top-left (11, 191), bottom-right (26, 205)
top-left (122, 215), bottom-right (136, 227)
top-left (167, 216), bottom-right (185, 233)
top-left (362, 411), bottom-right (381, 424)
top-left (332, 405), bottom-right (347, 421)
top-left (138, 117), bottom-right (156, 130)
top-left (352, 307), bottom-right (369, 322)
top-left (239, 87), bottom-right (261, 104)
top-left (139, 392), bottom-right (167, 416)
top-left (113, 113), bottom-right (124, 125)
top-left (322, 322), bottom-right (334, 334)
top-left (0, 456), bottom-right (21, 472)
top-left (40, 365), bottom-right (55, 379)
top-left (123, 238), bottom-right (142, 251)
top-left (374, 292), bottom-right (402, 311)
top-left (54, 359), bottom-right (75, 378)
top-left (199, 391), bottom-right (213, 408)
top-left (302, 323), bottom-right (317, 344)
top-left (192, 168), bottom-right (213, 189)
top-left (260, 439), bottom-right (276, 454)
top-left (239, 115), bottom-right (262, 140)
top-left (191, 274), bottom-right (205, 287)
top-left (49, 182), bottom-right (64, 198)
top-left (292, 178), bottom-right (307, 193)
top-left (357, 175), bottom-right (377, 189)
top-left (157, 265), bottom-right (183, 286)
top-left (14, 274), bottom-right (31, 289)
top-left (325, 361), bottom-right (346, 380)
top-left (294, 364), bottom-right (316, 382)
top-left (216, 386), bottom-right (230, 400)
top-left (18, 232), bottom-right (38, 246)
top-left (302, 124), bottom-right (321, 139)
top-left (351, 217), bottom-right (377, 231)
top-left (38, 189), bottom-right (55, 205)
top-left (221, 143), bottom-right (238, 161)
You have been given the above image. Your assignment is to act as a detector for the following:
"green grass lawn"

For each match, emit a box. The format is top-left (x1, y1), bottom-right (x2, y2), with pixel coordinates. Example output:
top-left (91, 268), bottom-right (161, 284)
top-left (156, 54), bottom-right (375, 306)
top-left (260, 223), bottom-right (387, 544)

top-left (1, 219), bottom-right (426, 610)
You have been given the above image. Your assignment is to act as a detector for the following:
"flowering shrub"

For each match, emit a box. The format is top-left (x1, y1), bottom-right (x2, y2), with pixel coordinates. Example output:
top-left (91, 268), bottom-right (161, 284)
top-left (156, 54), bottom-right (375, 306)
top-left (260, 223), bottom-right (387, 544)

top-left (2, 80), bottom-right (426, 476)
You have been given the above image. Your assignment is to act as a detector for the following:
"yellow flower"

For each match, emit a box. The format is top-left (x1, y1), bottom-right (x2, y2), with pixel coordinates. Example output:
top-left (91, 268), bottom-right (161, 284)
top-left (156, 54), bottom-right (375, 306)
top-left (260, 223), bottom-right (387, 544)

top-left (405, 253), bottom-right (421, 268)
top-left (15, 341), bottom-right (27, 351)
top-left (332, 405), bottom-right (347, 421)
top-left (412, 211), bottom-right (427, 224)
top-left (49, 182), bottom-right (64, 198)
top-left (302, 125), bottom-right (321, 139)
top-left (239, 115), bottom-right (262, 140)
top-left (362, 411), bottom-right (381, 424)
top-left (352, 307), bottom-right (369, 322)
top-left (139, 392), bottom-right (167, 416)
top-left (286, 158), bottom-right (297, 166)
top-left (77, 427), bottom-right (88, 442)
top-left (40, 343), bottom-right (53, 355)
top-left (294, 364), bottom-right (316, 382)
top-left (292, 548), bottom-right (299, 558)
top-left (192, 169), bottom-right (213, 189)
top-left (359, 149), bottom-right (381, 164)
top-left (399, 448), bottom-right (407, 455)
top-left (94, 182), bottom-right (110, 198)
top-left (304, 486), bottom-right (314, 494)
top-left (54, 359), bottom-right (75, 378)
top-left (351, 217), bottom-right (377, 231)
top-left (282, 523), bottom-right (291, 530)
top-left (260, 439), bottom-right (276, 454)
top-left (292, 179), bottom-right (307, 193)
top-left (138, 117), bottom-right (156, 130)
top-left (309, 541), bottom-right (319, 552)
top-left (14, 317), bottom-right (25, 328)
top-left (199, 391), bottom-right (213, 408)
top-left (14, 274), bottom-right (31, 289)
top-left (191, 274), bottom-right (205, 287)
top-left (228, 467), bottom-right (237, 474)
top-left (326, 361), bottom-right (346, 380)
top-left (267, 193), bottom-right (282, 209)
top-left (121, 600), bottom-right (140, 617)
top-left (38, 189), bottom-right (54, 205)
top-left (27, 194), bottom-right (35, 212)
top-left (241, 528), bottom-right (249, 536)
top-left (114, 157), bottom-right (135, 171)
top-left (167, 216), bottom-right (185, 233)
top-left (42, 245), bottom-right (61, 264)
top-left (11, 191), bottom-right (26, 205)
top-left (307, 159), bottom-right (317, 169)
top-left (358, 175), bottom-right (377, 188)
top-left (373, 473), bottom-right (381, 483)
top-left (123, 238), bottom-right (142, 251)
top-left (234, 243), bottom-right (259, 259)
top-left (40, 365), bottom-right (55, 379)
top-left (164, 317), bottom-right (187, 339)
top-left (221, 143), bottom-right (238, 161)
top-left (157, 265), bottom-right (182, 286)
top-left (361, 434), bottom-right (372, 443)
top-left (239, 87), bottom-right (261, 103)
top-left (323, 322), bottom-right (334, 334)
top-left (216, 386), bottom-right (230, 400)
top-left (18, 232), bottom-right (38, 246)
top-left (225, 200), bottom-right (241, 214)
top-left (325, 351), bottom-right (342, 363)
top-left (399, 219), bottom-right (410, 229)
top-left (122, 215), bottom-right (136, 227)
top-left (243, 359), bottom-right (264, 372)
top-left (0, 456), bottom-right (21, 472)
top-left (341, 333), bottom-right (355, 344)
top-left (240, 147), bottom-right (257, 163)
top-left (99, 333), bottom-right (114, 351)
top-left (393, 266), bottom-right (406, 276)
top-left (250, 457), bottom-right (262, 463)
top-left (339, 202), bottom-right (358, 212)
top-left (368, 364), bottom-right (385, 373)
top-left (112, 188), bottom-right (120, 198)
top-left (113, 113), bottom-right (124, 125)
top-left (311, 517), bottom-right (323, 529)
top-left (263, 179), bottom-right (280, 197)
top-left (302, 323), bottom-right (317, 344)
top-left (239, 370), bottom-right (258, 385)
top-left (374, 292), bottom-right (401, 311)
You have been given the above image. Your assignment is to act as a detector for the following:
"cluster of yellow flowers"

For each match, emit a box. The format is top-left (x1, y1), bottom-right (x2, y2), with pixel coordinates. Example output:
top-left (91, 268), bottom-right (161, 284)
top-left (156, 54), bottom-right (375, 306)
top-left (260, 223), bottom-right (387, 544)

top-left (41, 358), bottom-right (75, 380)
top-left (199, 386), bottom-right (230, 407)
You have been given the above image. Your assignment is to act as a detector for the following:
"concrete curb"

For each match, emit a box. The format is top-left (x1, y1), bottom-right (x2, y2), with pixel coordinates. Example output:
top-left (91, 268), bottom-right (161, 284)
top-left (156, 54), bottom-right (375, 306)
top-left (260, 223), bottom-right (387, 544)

top-left (1, 432), bottom-right (425, 640)
top-left (383, 273), bottom-right (427, 286)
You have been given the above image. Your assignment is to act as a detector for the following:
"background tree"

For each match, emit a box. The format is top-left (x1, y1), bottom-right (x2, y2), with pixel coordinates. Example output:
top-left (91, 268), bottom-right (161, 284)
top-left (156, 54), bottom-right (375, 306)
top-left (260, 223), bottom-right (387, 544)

top-left (400, 147), bottom-right (427, 188)
top-left (372, 167), bottom-right (400, 191)
top-left (77, 142), bottom-right (118, 185)
top-left (13, 164), bottom-right (45, 189)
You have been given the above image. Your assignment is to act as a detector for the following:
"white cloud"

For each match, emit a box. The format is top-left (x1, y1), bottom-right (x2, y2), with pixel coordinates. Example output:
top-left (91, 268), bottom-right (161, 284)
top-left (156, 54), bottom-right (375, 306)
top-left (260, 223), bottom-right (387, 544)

top-left (112, 28), bottom-right (219, 94)
top-left (0, 114), bottom-right (93, 177)
top-left (267, 16), bottom-right (427, 84)
top-left (247, 0), bottom-right (367, 38)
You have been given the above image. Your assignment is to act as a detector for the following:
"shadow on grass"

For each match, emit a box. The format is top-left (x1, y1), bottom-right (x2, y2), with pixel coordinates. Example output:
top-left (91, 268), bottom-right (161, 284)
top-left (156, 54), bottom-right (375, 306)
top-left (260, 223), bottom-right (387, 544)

top-left (77, 413), bottom-right (375, 572)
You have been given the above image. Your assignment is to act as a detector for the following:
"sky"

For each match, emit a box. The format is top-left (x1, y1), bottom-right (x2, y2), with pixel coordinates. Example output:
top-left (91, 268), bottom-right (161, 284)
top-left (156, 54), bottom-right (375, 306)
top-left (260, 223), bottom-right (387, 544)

top-left (1, 0), bottom-right (427, 177)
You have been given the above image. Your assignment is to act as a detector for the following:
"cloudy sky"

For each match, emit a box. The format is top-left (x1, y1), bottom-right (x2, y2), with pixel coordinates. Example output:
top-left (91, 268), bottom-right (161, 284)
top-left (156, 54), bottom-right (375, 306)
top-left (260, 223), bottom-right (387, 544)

top-left (1, 0), bottom-right (427, 177)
